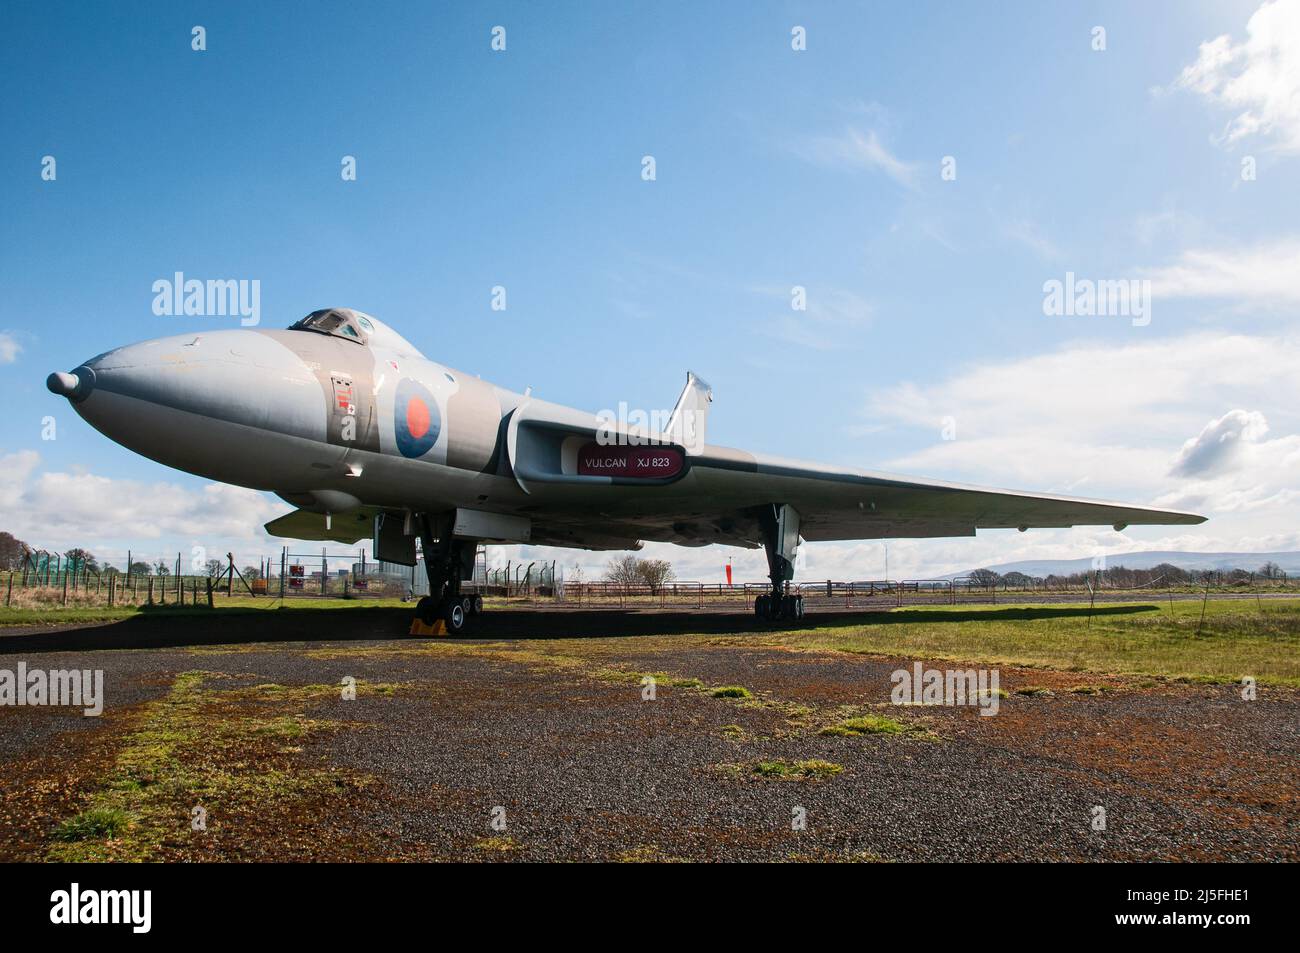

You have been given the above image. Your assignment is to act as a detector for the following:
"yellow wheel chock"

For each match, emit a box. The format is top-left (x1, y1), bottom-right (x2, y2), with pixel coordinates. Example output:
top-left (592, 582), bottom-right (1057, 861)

top-left (409, 617), bottom-right (447, 636)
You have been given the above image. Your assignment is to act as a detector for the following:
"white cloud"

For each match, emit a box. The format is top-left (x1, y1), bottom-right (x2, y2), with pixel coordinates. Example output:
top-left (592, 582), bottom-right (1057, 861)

top-left (854, 333), bottom-right (1300, 571)
top-left (1143, 238), bottom-right (1300, 306)
top-left (0, 331), bottom-right (21, 364)
top-left (0, 451), bottom-right (303, 567)
top-left (868, 332), bottom-right (1300, 455)
top-left (1169, 409), bottom-right (1269, 476)
top-left (1171, 0), bottom-right (1300, 152)
top-left (795, 127), bottom-right (920, 189)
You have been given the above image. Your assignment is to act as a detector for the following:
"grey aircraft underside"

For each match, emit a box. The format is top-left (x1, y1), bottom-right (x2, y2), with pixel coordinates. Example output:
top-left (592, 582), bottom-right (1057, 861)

top-left (48, 307), bottom-right (1205, 631)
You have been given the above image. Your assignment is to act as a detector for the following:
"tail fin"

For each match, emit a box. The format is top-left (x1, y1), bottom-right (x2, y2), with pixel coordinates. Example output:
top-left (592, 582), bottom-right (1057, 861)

top-left (665, 371), bottom-right (712, 454)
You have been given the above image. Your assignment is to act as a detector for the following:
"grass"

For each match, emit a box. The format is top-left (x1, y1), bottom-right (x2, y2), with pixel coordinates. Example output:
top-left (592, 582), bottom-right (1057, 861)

top-left (819, 714), bottom-right (926, 737)
top-left (751, 759), bottom-right (843, 780)
top-left (710, 685), bottom-right (752, 699)
top-left (782, 600), bottom-right (1300, 687)
top-left (0, 595), bottom-right (414, 626)
top-left (51, 807), bottom-right (130, 842)
top-left (592, 668), bottom-right (704, 689)
top-left (44, 671), bottom-right (392, 861)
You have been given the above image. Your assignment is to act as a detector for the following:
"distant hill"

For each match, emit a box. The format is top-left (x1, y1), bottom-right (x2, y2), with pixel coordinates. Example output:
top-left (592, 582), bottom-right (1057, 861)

top-left (956, 551), bottom-right (1300, 579)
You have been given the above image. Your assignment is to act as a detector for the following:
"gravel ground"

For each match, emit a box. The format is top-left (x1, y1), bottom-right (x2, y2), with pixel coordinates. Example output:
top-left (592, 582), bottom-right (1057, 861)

top-left (0, 610), bottom-right (1295, 862)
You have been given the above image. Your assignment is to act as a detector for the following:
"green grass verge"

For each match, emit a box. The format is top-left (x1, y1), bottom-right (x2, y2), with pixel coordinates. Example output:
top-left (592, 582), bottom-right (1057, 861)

top-left (779, 600), bottom-right (1300, 687)
top-left (0, 597), bottom-right (413, 626)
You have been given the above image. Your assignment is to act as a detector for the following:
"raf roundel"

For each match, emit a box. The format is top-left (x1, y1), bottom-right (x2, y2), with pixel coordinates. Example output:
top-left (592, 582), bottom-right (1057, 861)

top-left (394, 378), bottom-right (440, 458)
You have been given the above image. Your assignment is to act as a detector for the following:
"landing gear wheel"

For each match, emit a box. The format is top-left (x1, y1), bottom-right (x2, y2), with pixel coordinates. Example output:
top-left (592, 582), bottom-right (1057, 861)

top-left (793, 595), bottom-right (804, 619)
top-left (443, 599), bottom-right (466, 634)
top-left (416, 596), bottom-right (437, 624)
top-left (754, 595), bottom-right (769, 618)
top-left (461, 595), bottom-right (474, 618)
top-left (472, 594), bottom-right (484, 615)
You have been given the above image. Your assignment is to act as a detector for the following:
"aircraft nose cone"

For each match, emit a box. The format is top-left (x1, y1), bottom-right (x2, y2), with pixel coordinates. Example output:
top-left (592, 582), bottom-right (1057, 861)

top-left (46, 371), bottom-right (78, 395)
top-left (45, 367), bottom-right (95, 401)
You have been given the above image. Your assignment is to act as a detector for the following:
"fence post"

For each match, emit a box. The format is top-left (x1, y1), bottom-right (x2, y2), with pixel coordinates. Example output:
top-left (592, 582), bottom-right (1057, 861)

top-left (207, 576), bottom-right (214, 608)
top-left (5, 573), bottom-right (11, 607)
top-left (147, 577), bottom-right (154, 606)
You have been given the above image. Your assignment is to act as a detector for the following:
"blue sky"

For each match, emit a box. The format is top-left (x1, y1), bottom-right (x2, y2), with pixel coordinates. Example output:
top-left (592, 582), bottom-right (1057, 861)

top-left (3, 0), bottom-right (1298, 580)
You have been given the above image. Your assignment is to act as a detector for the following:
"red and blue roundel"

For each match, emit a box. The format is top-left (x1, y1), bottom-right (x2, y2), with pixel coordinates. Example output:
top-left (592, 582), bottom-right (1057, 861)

top-left (394, 378), bottom-right (440, 458)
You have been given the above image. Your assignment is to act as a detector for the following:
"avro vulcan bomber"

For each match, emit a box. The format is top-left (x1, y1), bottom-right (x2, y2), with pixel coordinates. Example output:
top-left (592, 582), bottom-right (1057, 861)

top-left (48, 308), bottom-right (1205, 631)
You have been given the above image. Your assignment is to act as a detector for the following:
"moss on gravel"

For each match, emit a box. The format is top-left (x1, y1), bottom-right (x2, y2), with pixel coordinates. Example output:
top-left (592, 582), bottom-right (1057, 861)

top-left (752, 759), bottom-right (843, 780)
top-left (44, 671), bottom-right (390, 861)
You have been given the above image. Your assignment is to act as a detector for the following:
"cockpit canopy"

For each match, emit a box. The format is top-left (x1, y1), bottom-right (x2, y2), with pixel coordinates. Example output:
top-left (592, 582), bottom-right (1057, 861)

top-left (290, 308), bottom-right (367, 342)
top-left (287, 308), bottom-right (425, 358)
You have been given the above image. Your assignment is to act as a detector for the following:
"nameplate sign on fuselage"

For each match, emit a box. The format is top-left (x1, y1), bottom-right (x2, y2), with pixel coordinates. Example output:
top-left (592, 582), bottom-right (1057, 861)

top-left (577, 443), bottom-right (684, 479)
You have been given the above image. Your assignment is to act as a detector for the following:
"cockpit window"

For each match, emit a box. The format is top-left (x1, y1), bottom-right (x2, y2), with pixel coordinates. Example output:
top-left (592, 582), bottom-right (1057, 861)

top-left (289, 309), bottom-right (368, 345)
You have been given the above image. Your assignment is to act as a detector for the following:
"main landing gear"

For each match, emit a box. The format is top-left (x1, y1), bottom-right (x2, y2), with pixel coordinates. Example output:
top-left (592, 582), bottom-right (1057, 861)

top-left (753, 591), bottom-right (804, 620)
top-left (753, 503), bottom-right (805, 622)
top-left (413, 513), bottom-right (482, 634)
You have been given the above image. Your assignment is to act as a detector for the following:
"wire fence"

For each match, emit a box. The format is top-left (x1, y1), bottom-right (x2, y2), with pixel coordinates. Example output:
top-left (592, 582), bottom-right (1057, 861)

top-left (4, 546), bottom-right (1297, 611)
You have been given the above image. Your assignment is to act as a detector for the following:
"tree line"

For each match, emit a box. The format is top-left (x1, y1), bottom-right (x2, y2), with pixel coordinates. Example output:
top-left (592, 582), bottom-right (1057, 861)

top-left (966, 561), bottom-right (1289, 588)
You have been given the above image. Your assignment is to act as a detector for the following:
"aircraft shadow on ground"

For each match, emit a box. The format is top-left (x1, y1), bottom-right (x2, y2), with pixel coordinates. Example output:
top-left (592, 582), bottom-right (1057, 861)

top-left (0, 602), bottom-right (1159, 654)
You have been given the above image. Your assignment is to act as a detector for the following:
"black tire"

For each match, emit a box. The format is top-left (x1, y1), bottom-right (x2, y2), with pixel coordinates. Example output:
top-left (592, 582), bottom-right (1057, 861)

top-left (794, 595), bottom-right (805, 619)
top-left (443, 599), bottom-right (466, 634)
top-left (472, 594), bottom-right (484, 615)
top-left (415, 596), bottom-right (437, 624)
top-left (754, 595), bottom-right (768, 617)
top-left (461, 595), bottom-right (473, 617)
